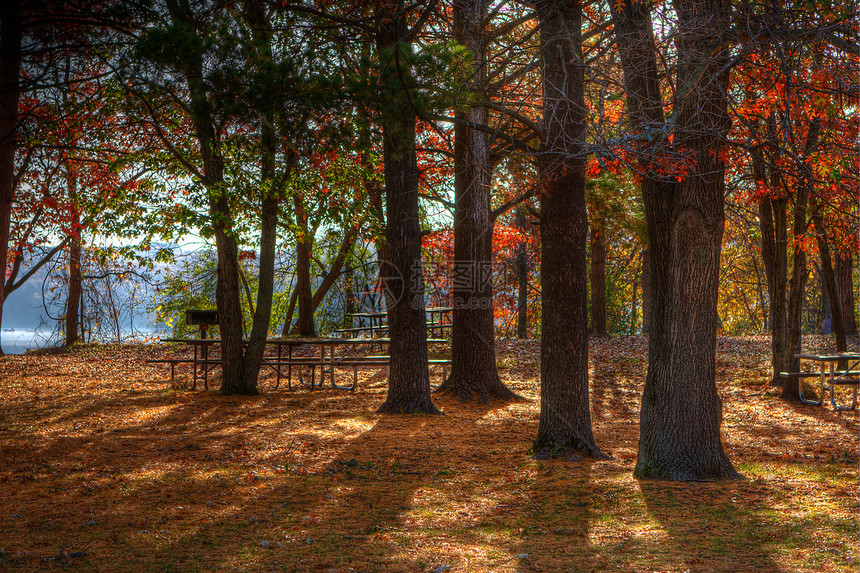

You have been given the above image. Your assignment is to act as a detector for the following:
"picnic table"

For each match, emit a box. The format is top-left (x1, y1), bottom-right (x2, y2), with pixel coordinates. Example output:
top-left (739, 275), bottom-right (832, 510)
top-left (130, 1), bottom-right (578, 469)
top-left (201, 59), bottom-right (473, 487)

top-left (790, 352), bottom-right (860, 410)
top-left (425, 306), bottom-right (453, 338)
top-left (333, 307), bottom-right (453, 338)
top-left (332, 311), bottom-right (389, 338)
top-left (150, 337), bottom-right (451, 392)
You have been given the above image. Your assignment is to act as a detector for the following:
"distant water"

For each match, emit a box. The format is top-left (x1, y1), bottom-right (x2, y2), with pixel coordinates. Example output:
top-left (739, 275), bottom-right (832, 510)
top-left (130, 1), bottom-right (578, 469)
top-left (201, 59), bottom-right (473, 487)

top-left (1, 329), bottom-right (52, 354)
top-left (0, 328), bottom-right (170, 354)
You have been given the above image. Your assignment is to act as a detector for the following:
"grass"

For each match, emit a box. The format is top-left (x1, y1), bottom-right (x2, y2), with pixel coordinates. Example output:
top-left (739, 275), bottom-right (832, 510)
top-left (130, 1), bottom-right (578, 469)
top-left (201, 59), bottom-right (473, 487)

top-left (0, 335), bottom-right (857, 572)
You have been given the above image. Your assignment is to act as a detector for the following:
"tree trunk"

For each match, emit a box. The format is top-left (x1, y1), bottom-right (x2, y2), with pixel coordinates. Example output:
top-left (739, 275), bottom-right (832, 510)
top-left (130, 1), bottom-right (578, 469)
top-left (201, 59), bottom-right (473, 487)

top-left (343, 267), bottom-right (355, 329)
top-left (820, 269), bottom-right (832, 334)
top-left (281, 286), bottom-right (298, 336)
top-left (783, 121), bottom-right (819, 400)
top-left (0, 0), bottom-right (22, 355)
top-left (516, 210), bottom-right (529, 339)
top-left (374, 3), bottom-right (438, 414)
top-left (66, 225), bottom-right (82, 347)
top-left (613, 0), bottom-right (737, 480)
top-left (758, 193), bottom-right (789, 384)
top-left (532, 0), bottom-right (602, 459)
top-left (811, 207), bottom-right (846, 352)
top-left (436, 0), bottom-right (518, 403)
top-left (295, 232), bottom-right (316, 337)
top-left (641, 242), bottom-right (651, 333)
top-left (590, 225), bottom-right (607, 336)
top-left (240, 0), bottom-right (281, 386)
top-left (836, 252), bottom-right (857, 336)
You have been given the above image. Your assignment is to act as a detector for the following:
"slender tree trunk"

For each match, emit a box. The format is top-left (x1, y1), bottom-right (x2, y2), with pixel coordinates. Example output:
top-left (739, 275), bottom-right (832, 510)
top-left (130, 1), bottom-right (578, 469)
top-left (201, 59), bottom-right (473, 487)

top-left (758, 194), bottom-right (789, 384)
top-left (836, 252), bottom-right (857, 336)
top-left (0, 0), bottom-right (22, 356)
top-left (783, 121), bottom-right (819, 400)
top-left (374, 2), bottom-right (437, 414)
top-left (437, 0), bottom-right (518, 403)
top-left (343, 267), bottom-right (355, 329)
top-left (532, 0), bottom-right (602, 459)
top-left (295, 235), bottom-right (316, 337)
top-left (240, 0), bottom-right (281, 385)
top-left (631, 262), bottom-right (639, 334)
top-left (811, 207), bottom-right (846, 353)
top-left (516, 210), bottom-right (529, 339)
top-left (613, 0), bottom-right (737, 480)
top-left (282, 286), bottom-right (298, 336)
top-left (66, 220), bottom-right (82, 347)
top-left (641, 242), bottom-right (651, 333)
top-left (590, 225), bottom-right (607, 336)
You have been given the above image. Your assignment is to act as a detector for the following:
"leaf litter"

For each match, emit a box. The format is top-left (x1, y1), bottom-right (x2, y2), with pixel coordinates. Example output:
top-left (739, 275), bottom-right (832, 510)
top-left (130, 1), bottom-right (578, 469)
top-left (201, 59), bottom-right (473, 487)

top-left (0, 336), bottom-right (856, 572)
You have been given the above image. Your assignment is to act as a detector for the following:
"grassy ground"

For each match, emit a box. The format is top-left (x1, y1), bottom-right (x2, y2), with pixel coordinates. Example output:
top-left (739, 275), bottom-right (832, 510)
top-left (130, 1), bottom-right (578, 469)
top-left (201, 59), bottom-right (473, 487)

top-left (0, 335), bottom-right (856, 572)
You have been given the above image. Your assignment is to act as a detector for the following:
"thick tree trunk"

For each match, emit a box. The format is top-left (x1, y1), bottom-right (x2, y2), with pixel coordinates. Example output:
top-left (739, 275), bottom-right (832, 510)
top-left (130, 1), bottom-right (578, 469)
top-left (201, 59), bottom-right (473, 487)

top-left (613, 0), bottom-right (737, 480)
top-left (0, 0), bottom-right (22, 355)
top-left (375, 3), bottom-right (437, 414)
top-left (532, 0), bottom-right (602, 459)
top-left (590, 225), bottom-right (607, 336)
top-left (437, 0), bottom-right (518, 403)
top-left (836, 253), bottom-right (857, 336)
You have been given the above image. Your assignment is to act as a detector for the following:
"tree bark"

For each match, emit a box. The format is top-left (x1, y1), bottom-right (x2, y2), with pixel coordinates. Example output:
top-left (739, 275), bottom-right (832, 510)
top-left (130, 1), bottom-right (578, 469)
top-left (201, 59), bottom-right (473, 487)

top-left (757, 193), bottom-right (789, 384)
top-left (66, 219), bottom-right (82, 347)
top-left (836, 252), bottom-right (857, 336)
top-left (612, 0), bottom-right (738, 480)
top-left (239, 0), bottom-right (281, 387)
top-left (641, 242), bottom-right (651, 333)
top-left (811, 207), bottom-right (846, 353)
top-left (293, 209), bottom-right (317, 337)
top-left (516, 210), bottom-right (529, 339)
top-left (783, 120), bottom-right (819, 400)
top-left (590, 224), bottom-right (607, 336)
top-left (436, 0), bottom-right (518, 403)
top-left (532, 0), bottom-right (602, 459)
top-left (374, 2), bottom-right (438, 414)
top-left (163, 0), bottom-right (284, 395)
top-left (0, 0), bottom-right (22, 355)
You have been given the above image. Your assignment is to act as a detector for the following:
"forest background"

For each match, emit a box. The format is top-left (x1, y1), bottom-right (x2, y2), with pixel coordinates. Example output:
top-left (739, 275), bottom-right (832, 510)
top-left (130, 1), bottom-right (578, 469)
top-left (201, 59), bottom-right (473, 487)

top-left (0, 0), bottom-right (856, 353)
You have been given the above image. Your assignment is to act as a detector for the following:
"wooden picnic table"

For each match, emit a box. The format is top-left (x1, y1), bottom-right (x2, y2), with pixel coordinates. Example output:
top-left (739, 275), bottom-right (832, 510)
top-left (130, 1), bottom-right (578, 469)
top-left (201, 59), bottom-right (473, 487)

top-left (792, 352), bottom-right (860, 409)
top-left (336, 307), bottom-right (453, 338)
top-left (154, 337), bottom-right (451, 391)
top-left (341, 311), bottom-right (388, 338)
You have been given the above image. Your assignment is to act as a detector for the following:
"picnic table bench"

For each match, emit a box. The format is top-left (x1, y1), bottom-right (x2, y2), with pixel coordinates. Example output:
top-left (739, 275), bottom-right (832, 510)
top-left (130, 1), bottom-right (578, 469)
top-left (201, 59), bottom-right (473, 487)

top-left (787, 353), bottom-right (860, 410)
top-left (148, 337), bottom-right (451, 392)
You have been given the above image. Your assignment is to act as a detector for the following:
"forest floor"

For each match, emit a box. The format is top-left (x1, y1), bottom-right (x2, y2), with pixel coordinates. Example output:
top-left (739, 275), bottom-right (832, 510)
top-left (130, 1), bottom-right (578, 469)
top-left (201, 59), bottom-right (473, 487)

top-left (0, 335), bottom-right (857, 573)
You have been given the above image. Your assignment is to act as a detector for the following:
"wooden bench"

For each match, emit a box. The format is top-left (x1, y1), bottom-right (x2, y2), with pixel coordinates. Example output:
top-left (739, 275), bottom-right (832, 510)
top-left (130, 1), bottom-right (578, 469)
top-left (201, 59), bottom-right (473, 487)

top-left (263, 356), bottom-right (452, 392)
top-left (146, 358), bottom-right (196, 388)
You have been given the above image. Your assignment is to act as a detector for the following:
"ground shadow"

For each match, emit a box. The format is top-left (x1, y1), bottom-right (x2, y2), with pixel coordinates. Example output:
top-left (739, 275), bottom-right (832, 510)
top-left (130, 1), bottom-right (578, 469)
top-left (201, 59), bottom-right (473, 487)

top-left (639, 479), bottom-right (783, 572)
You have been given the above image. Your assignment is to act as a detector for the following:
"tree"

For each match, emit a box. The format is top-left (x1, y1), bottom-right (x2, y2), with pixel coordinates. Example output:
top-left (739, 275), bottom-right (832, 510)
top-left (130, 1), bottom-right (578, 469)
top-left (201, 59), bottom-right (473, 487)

top-left (128, 0), bottom-right (300, 394)
top-left (611, 0), bottom-right (738, 480)
top-left (0, 0), bottom-right (23, 355)
top-left (531, 0), bottom-right (602, 459)
top-left (373, 0), bottom-right (439, 414)
top-left (436, 0), bottom-right (519, 403)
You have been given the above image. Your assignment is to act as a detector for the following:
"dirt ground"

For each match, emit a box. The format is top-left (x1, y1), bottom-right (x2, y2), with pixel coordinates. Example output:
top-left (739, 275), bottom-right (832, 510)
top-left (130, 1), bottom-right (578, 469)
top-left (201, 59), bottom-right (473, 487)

top-left (0, 335), bottom-right (857, 572)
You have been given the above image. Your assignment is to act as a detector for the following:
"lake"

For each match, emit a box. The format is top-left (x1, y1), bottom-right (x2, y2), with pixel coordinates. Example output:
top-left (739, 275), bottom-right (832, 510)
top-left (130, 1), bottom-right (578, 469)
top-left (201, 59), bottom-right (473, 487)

top-left (0, 328), bottom-right (171, 354)
top-left (1, 329), bottom-right (53, 354)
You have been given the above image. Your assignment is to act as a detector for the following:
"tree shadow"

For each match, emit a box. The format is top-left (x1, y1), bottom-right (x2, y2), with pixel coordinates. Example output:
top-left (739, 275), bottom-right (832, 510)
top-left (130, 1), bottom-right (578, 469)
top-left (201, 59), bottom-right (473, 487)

top-left (639, 479), bottom-right (784, 572)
